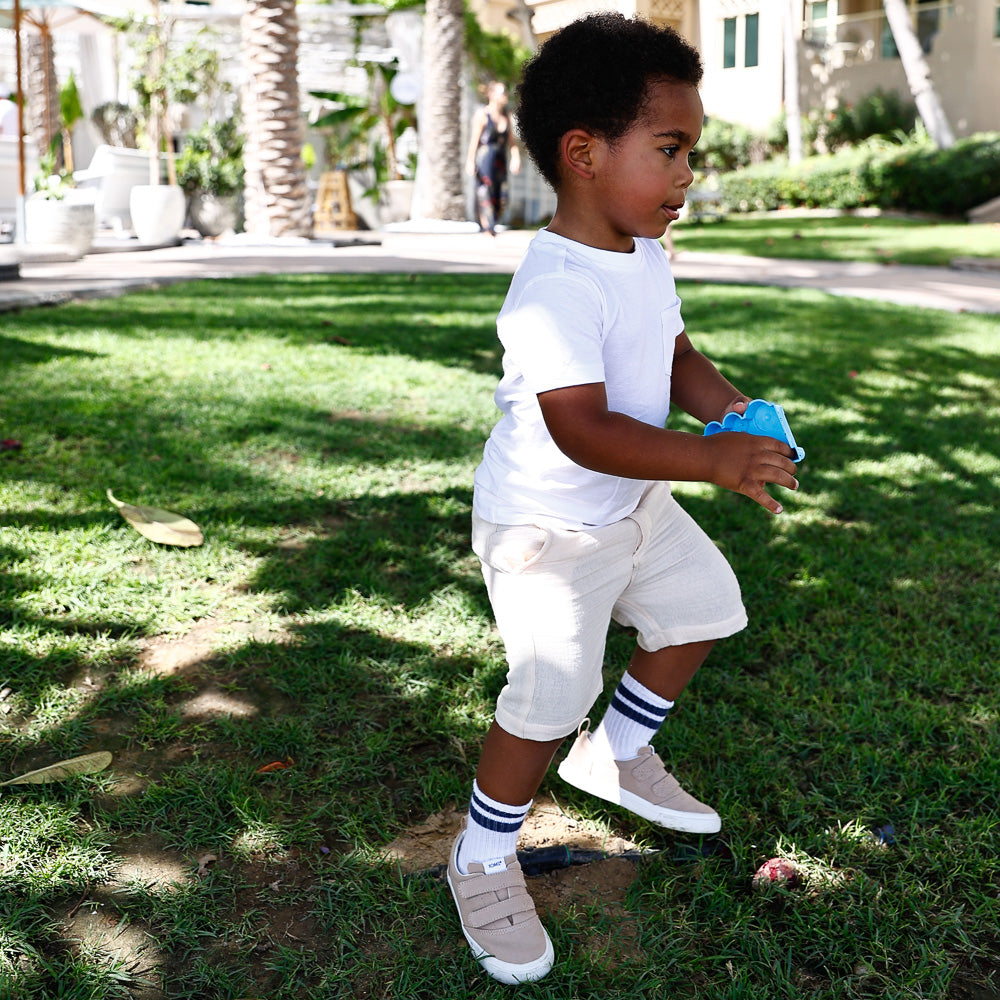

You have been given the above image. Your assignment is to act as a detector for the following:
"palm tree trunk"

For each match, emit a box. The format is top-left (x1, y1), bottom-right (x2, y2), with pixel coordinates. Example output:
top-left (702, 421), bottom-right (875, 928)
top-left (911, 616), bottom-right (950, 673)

top-left (241, 0), bottom-right (312, 237)
top-left (882, 0), bottom-right (954, 149)
top-left (421, 0), bottom-right (465, 221)
top-left (26, 31), bottom-right (59, 164)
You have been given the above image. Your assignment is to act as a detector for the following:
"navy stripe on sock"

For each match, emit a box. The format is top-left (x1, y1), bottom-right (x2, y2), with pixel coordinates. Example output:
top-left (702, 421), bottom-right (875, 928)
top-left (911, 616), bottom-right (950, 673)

top-left (468, 799), bottom-right (525, 834)
top-left (616, 682), bottom-right (670, 719)
top-left (610, 692), bottom-right (665, 729)
top-left (471, 788), bottom-right (526, 821)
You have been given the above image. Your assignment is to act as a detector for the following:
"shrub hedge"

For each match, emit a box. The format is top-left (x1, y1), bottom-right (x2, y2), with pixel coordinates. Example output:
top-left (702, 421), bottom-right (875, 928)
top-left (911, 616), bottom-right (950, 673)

top-left (717, 133), bottom-right (1000, 217)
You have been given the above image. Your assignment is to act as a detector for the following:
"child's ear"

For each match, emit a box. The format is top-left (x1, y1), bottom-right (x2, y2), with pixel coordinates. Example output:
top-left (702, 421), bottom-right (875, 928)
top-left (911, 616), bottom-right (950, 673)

top-left (559, 129), bottom-right (599, 181)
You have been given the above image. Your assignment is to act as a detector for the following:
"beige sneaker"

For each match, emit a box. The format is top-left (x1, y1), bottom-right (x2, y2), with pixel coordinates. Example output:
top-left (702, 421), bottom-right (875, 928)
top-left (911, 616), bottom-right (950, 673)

top-left (557, 721), bottom-right (721, 834)
top-left (446, 826), bottom-right (555, 984)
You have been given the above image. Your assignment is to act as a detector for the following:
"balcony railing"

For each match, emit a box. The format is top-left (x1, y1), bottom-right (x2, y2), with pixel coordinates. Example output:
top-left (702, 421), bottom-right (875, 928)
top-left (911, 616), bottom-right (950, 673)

top-left (803, 1), bottom-right (953, 68)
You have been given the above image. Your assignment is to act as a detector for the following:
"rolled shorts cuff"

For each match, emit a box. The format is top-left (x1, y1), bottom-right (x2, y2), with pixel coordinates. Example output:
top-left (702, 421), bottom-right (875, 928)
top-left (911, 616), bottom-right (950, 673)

top-left (638, 609), bottom-right (748, 653)
top-left (492, 707), bottom-right (585, 743)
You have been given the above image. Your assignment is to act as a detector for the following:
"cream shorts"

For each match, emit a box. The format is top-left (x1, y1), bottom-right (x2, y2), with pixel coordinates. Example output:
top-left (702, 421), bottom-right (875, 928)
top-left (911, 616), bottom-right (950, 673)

top-left (472, 481), bottom-right (747, 741)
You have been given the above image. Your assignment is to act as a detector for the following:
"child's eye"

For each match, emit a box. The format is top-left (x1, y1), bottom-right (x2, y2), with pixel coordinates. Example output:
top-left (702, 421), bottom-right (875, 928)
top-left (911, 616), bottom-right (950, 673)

top-left (661, 145), bottom-right (680, 159)
top-left (688, 149), bottom-right (700, 164)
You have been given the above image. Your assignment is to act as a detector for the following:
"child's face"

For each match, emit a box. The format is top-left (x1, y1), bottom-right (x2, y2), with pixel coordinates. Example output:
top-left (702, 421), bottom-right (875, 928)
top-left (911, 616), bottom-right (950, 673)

top-left (592, 79), bottom-right (703, 250)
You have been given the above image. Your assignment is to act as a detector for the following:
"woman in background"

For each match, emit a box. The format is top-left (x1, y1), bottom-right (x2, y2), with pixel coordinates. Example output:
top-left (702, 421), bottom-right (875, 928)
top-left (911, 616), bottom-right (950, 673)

top-left (466, 81), bottom-right (521, 235)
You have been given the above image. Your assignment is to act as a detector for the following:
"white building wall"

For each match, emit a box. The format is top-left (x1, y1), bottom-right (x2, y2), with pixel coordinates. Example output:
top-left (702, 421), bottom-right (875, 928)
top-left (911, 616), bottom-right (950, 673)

top-left (698, 0), bottom-right (788, 131)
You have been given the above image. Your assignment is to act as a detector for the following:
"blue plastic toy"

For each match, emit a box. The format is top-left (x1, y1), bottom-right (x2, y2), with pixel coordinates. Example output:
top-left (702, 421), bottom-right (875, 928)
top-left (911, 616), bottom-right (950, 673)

top-left (703, 399), bottom-right (805, 463)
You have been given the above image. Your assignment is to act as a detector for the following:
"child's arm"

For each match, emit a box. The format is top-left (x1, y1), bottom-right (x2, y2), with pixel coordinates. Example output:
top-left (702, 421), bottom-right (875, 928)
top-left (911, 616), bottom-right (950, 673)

top-left (536, 333), bottom-right (798, 515)
top-left (669, 332), bottom-right (749, 425)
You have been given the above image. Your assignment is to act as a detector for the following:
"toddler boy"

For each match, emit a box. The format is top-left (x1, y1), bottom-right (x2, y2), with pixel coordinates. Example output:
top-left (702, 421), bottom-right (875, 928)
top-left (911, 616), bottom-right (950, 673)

top-left (448, 12), bottom-right (799, 984)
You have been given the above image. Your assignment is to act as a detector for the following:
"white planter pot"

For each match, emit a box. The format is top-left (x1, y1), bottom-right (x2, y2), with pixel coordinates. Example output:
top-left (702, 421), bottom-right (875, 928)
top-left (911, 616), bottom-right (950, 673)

top-left (188, 191), bottom-right (240, 238)
top-left (129, 184), bottom-right (186, 245)
top-left (24, 200), bottom-right (96, 259)
top-left (381, 179), bottom-right (415, 225)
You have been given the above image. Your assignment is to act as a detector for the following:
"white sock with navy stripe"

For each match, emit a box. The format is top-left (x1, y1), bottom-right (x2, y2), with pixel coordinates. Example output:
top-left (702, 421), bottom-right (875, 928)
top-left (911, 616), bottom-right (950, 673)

top-left (456, 779), bottom-right (531, 874)
top-left (594, 670), bottom-right (674, 761)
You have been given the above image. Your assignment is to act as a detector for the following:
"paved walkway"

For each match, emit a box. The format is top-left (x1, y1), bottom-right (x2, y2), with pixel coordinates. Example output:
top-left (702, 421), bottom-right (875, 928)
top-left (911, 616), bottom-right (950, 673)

top-left (2, 228), bottom-right (999, 314)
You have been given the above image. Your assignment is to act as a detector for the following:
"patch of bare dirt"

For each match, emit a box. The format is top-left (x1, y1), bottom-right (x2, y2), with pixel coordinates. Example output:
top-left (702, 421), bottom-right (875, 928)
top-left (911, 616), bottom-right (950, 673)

top-left (136, 615), bottom-right (291, 676)
top-left (51, 832), bottom-right (193, 1000)
top-left (383, 796), bottom-right (644, 928)
top-left (136, 617), bottom-right (227, 675)
top-left (384, 796), bottom-right (640, 874)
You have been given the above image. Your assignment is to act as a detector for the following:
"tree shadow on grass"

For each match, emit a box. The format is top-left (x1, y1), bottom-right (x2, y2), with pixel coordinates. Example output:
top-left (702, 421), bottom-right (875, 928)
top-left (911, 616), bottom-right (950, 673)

top-left (19, 273), bottom-right (510, 375)
top-left (0, 550), bottom-right (504, 996)
top-left (0, 333), bottom-right (101, 367)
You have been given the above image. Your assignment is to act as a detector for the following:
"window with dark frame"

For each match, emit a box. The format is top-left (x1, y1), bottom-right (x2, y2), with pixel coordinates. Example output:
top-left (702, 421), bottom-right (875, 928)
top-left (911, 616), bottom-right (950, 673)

top-left (744, 12), bottom-right (759, 67)
top-left (723, 16), bottom-right (737, 68)
top-left (882, 0), bottom-right (951, 58)
top-left (807, 0), bottom-right (829, 44)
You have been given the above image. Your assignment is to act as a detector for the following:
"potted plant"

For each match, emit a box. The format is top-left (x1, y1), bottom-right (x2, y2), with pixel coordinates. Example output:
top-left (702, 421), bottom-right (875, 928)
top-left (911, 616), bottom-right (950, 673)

top-left (24, 82), bottom-right (95, 260)
top-left (310, 63), bottom-right (418, 225)
top-left (117, 1), bottom-right (232, 244)
top-left (25, 156), bottom-right (96, 259)
top-left (176, 118), bottom-right (244, 237)
top-left (116, 0), bottom-right (182, 244)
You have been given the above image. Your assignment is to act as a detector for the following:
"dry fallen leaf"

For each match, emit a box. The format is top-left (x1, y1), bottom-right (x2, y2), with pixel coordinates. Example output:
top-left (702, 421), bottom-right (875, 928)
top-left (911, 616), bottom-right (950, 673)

top-left (195, 853), bottom-right (218, 876)
top-left (255, 757), bottom-right (294, 774)
top-left (107, 489), bottom-right (203, 547)
top-left (0, 751), bottom-right (113, 787)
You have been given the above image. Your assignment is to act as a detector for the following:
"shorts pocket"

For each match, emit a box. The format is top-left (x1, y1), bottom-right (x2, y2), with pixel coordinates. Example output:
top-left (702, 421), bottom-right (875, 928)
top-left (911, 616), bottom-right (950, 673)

top-left (480, 523), bottom-right (552, 575)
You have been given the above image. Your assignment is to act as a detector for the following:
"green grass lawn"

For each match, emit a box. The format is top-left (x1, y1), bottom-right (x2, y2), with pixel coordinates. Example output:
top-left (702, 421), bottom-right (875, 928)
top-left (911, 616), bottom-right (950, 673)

top-left (2, 273), bottom-right (999, 999)
top-left (673, 212), bottom-right (1000, 267)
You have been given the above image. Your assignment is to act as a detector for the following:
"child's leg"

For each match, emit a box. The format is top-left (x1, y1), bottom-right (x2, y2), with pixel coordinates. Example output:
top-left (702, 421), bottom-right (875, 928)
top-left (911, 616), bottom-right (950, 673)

top-left (477, 719), bottom-right (564, 805)
top-left (559, 637), bottom-right (723, 834)
top-left (628, 639), bottom-right (715, 701)
top-left (594, 639), bottom-right (715, 760)
top-left (448, 721), bottom-right (561, 984)
top-left (454, 720), bottom-right (563, 874)
top-left (556, 484), bottom-right (744, 831)
top-left (451, 513), bottom-right (639, 983)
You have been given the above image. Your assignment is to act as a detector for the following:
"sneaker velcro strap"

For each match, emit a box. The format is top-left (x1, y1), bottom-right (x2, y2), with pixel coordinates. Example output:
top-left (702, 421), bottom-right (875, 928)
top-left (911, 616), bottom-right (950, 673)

top-left (467, 893), bottom-right (536, 927)
top-left (652, 773), bottom-right (681, 794)
top-left (632, 752), bottom-right (666, 783)
top-left (456, 869), bottom-right (525, 899)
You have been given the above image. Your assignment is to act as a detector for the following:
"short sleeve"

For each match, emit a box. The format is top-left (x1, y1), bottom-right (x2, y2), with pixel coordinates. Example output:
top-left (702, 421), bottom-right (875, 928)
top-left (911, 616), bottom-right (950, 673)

top-left (497, 274), bottom-right (607, 395)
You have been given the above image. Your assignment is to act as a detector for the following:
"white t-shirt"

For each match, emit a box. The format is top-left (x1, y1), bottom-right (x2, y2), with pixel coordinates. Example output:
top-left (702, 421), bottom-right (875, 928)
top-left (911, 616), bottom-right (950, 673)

top-left (473, 229), bottom-right (684, 529)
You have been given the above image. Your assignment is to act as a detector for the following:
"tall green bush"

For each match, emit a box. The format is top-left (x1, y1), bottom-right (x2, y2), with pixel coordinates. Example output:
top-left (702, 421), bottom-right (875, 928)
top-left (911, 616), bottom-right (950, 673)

top-left (698, 117), bottom-right (763, 171)
top-left (868, 133), bottom-right (1000, 215)
top-left (717, 133), bottom-right (1000, 217)
top-left (822, 88), bottom-right (917, 149)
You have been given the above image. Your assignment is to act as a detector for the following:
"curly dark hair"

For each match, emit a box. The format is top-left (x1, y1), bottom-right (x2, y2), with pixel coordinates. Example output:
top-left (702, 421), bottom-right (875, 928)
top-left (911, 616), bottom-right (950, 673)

top-left (515, 13), bottom-right (703, 189)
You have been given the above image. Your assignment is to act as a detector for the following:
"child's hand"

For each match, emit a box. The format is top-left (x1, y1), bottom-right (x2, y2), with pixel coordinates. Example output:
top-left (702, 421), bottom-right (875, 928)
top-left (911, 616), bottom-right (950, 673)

top-left (705, 431), bottom-right (799, 515)
top-left (721, 396), bottom-right (751, 418)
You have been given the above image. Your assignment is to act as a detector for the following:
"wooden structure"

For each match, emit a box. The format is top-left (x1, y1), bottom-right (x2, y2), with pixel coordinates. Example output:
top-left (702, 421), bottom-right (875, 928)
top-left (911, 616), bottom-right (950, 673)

top-left (313, 170), bottom-right (357, 233)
